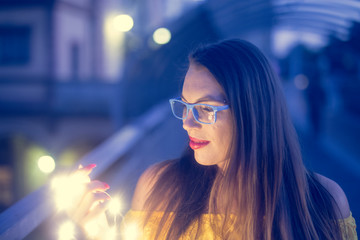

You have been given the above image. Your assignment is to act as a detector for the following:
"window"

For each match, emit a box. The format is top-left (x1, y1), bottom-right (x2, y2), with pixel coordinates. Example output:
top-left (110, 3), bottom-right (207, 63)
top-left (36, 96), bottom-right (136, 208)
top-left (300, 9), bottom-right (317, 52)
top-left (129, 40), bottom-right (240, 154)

top-left (0, 26), bottom-right (31, 66)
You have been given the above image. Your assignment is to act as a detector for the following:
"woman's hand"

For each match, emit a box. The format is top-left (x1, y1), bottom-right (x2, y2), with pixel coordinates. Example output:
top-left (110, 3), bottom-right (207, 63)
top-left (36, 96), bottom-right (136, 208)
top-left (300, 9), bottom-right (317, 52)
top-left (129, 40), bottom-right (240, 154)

top-left (55, 164), bottom-right (112, 238)
top-left (68, 164), bottom-right (110, 222)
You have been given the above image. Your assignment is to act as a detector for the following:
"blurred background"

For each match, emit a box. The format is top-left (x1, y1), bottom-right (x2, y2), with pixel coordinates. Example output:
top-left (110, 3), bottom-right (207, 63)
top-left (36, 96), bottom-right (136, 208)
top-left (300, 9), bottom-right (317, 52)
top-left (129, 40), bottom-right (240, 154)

top-left (0, 0), bottom-right (359, 239)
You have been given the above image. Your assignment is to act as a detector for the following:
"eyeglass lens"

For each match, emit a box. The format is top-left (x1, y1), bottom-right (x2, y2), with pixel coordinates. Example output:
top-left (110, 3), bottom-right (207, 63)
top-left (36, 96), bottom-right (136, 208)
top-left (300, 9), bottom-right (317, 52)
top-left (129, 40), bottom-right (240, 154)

top-left (171, 101), bottom-right (215, 124)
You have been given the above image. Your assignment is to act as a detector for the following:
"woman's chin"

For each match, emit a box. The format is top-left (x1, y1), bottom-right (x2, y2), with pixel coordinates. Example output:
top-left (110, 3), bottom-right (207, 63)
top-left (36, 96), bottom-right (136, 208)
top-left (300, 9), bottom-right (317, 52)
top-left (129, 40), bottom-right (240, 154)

top-left (194, 152), bottom-right (226, 170)
top-left (194, 152), bottom-right (216, 166)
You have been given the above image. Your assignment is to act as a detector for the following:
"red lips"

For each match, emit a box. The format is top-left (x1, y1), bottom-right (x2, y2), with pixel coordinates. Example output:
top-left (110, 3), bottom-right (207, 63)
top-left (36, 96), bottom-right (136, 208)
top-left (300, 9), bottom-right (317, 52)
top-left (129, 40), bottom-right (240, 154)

top-left (189, 136), bottom-right (210, 150)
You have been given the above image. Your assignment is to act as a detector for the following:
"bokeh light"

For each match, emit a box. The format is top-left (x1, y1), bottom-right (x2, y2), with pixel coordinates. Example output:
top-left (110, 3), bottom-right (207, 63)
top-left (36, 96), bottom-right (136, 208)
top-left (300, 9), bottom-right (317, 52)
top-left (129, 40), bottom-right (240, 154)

top-left (152, 28), bottom-right (171, 45)
top-left (113, 14), bottom-right (134, 32)
top-left (108, 196), bottom-right (122, 215)
top-left (58, 221), bottom-right (75, 240)
top-left (294, 74), bottom-right (309, 90)
top-left (51, 172), bottom-right (90, 211)
top-left (25, 145), bottom-right (53, 192)
top-left (37, 155), bottom-right (56, 174)
top-left (84, 220), bottom-right (100, 238)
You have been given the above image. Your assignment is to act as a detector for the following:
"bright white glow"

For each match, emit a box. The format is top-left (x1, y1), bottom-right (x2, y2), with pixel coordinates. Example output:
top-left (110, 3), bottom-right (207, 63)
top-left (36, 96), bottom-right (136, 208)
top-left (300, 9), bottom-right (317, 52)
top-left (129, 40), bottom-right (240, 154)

top-left (272, 28), bottom-right (328, 58)
top-left (51, 172), bottom-right (90, 211)
top-left (104, 13), bottom-right (126, 80)
top-left (84, 220), bottom-right (100, 238)
top-left (105, 227), bottom-right (117, 240)
top-left (113, 15), bottom-right (134, 32)
top-left (108, 197), bottom-right (122, 215)
top-left (300, 31), bottom-right (328, 49)
top-left (272, 29), bottom-right (298, 58)
top-left (153, 28), bottom-right (171, 45)
top-left (294, 74), bottom-right (309, 90)
top-left (122, 222), bottom-right (141, 240)
top-left (58, 221), bottom-right (75, 240)
top-left (37, 155), bottom-right (56, 174)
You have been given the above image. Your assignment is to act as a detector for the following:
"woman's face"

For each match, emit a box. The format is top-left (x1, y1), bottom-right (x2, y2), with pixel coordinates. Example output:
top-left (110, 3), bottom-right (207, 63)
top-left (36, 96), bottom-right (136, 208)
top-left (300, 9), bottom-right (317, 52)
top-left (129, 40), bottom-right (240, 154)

top-left (182, 63), bottom-right (234, 170)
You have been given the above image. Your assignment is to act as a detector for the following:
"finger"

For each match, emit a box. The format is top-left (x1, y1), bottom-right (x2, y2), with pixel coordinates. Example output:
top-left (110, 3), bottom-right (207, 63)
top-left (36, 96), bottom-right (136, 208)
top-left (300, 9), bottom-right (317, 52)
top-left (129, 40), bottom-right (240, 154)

top-left (75, 180), bottom-right (109, 211)
top-left (72, 191), bottom-right (110, 222)
top-left (74, 191), bottom-right (111, 221)
top-left (86, 180), bottom-right (110, 193)
top-left (82, 211), bottom-right (109, 238)
top-left (77, 164), bottom-right (97, 176)
top-left (86, 200), bottom-right (109, 220)
top-left (91, 191), bottom-right (111, 203)
top-left (72, 181), bottom-right (109, 216)
top-left (88, 191), bottom-right (111, 211)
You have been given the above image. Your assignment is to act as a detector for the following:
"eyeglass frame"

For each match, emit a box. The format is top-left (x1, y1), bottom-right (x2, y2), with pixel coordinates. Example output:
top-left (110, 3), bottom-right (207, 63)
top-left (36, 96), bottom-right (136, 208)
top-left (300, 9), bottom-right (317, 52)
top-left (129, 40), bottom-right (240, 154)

top-left (169, 97), bottom-right (230, 124)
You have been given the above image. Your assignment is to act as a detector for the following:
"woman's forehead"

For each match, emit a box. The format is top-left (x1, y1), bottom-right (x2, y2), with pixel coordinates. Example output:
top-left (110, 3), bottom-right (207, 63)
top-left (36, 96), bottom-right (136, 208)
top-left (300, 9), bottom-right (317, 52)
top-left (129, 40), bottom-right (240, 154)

top-left (182, 64), bottom-right (225, 101)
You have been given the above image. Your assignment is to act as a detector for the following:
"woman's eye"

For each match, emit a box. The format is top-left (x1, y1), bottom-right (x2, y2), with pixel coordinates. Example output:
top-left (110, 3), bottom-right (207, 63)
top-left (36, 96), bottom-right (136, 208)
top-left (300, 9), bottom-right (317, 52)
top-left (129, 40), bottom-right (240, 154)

top-left (201, 106), bottom-right (213, 112)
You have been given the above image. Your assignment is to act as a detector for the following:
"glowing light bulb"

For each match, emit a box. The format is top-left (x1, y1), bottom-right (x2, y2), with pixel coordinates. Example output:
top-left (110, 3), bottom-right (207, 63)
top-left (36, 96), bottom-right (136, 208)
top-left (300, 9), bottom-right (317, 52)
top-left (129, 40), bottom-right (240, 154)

top-left (38, 155), bottom-right (56, 173)
top-left (58, 221), bottom-right (75, 240)
top-left (108, 197), bottom-right (122, 215)
top-left (113, 14), bottom-right (134, 32)
top-left (51, 172), bottom-right (90, 211)
top-left (152, 28), bottom-right (171, 45)
top-left (84, 220), bottom-right (100, 238)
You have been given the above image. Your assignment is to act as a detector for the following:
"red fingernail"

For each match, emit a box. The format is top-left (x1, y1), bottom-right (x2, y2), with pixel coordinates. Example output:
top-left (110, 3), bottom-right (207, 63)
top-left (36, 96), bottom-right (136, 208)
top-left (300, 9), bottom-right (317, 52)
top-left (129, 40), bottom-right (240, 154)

top-left (104, 183), bottom-right (110, 189)
top-left (85, 164), bottom-right (96, 169)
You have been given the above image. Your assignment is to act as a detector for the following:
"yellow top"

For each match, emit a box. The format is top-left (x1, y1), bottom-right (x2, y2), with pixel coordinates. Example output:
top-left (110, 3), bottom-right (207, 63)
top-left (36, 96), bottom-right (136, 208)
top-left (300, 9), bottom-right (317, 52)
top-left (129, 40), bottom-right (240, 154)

top-left (121, 210), bottom-right (358, 240)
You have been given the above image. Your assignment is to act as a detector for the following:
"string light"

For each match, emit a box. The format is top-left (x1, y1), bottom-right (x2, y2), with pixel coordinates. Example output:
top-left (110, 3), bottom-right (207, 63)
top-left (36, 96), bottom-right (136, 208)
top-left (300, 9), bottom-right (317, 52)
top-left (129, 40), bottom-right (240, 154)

top-left (51, 172), bottom-right (90, 211)
top-left (107, 195), bottom-right (124, 238)
top-left (52, 168), bottom-right (129, 239)
top-left (84, 220), bottom-right (100, 238)
top-left (108, 196), bottom-right (122, 215)
top-left (58, 221), bottom-right (75, 240)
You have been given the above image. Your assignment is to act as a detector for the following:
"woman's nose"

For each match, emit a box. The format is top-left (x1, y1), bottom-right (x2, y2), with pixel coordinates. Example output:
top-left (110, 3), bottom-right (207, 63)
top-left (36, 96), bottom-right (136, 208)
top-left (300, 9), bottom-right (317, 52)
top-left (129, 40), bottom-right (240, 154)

top-left (183, 109), bottom-right (201, 130)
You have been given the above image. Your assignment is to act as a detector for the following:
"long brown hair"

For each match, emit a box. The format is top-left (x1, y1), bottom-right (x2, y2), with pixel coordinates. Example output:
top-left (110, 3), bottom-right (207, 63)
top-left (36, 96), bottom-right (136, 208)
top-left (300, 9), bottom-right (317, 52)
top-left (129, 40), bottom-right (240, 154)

top-left (144, 39), bottom-right (342, 239)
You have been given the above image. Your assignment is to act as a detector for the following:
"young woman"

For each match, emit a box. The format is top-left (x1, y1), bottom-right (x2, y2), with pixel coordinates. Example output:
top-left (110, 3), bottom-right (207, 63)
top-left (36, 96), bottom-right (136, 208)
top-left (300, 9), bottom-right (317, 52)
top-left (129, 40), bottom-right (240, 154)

top-left (74, 39), bottom-right (357, 239)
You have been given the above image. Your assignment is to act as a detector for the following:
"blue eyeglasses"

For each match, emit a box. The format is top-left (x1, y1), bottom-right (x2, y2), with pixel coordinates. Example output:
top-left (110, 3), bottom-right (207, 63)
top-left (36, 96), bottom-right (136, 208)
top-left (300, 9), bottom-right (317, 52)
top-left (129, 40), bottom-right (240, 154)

top-left (169, 97), bottom-right (229, 124)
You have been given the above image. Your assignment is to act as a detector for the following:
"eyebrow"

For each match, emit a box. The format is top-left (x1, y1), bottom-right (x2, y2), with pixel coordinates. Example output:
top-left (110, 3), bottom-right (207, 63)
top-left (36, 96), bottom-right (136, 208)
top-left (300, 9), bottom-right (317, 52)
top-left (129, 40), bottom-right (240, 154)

top-left (181, 94), bottom-right (226, 104)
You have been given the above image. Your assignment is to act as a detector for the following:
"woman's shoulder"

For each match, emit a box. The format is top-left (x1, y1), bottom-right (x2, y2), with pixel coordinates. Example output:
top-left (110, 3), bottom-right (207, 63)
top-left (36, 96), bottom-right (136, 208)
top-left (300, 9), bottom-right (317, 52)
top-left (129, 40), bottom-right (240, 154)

top-left (131, 160), bottom-right (173, 211)
top-left (314, 173), bottom-right (351, 219)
